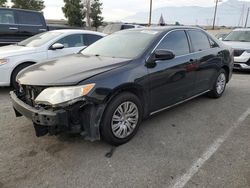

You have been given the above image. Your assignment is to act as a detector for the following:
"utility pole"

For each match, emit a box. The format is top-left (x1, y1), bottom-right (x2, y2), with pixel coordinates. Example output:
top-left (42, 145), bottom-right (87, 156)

top-left (84, 0), bottom-right (91, 28)
top-left (245, 7), bottom-right (250, 28)
top-left (148, 0), bottom-right (152, 26)
top-left (212, 0), bottom-right (219, 30)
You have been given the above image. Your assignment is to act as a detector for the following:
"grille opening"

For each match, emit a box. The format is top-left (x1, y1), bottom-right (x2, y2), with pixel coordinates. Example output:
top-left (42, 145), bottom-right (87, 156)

top-left (20, 85), bottom-right (47, 107)
top-left (233, 49), bottom-right (245, 57)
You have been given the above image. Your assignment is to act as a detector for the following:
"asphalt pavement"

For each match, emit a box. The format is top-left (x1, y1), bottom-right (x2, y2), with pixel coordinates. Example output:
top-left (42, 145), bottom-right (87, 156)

top-left (0, 72), bottom-right (249, 188)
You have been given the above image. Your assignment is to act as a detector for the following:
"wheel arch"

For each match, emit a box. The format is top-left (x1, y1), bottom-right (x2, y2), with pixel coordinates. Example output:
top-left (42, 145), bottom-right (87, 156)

top-left (221, 65), bottom-right (230, 83)
top-left (103, 83), bottom-right (149, 118)
top-left (10, 61), bottom-right (37, 86)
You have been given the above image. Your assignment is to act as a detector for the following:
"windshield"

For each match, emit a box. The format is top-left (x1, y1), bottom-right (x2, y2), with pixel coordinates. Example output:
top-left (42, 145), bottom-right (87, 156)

top-left (18, 32), bottom-right (63, 47)
top-left (224, 30), bottom-right (250, 42)
top-left (81, 30), bottom-right (160, 59)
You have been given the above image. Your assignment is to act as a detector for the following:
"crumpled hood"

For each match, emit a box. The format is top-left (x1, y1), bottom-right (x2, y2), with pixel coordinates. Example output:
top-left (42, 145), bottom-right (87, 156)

top-left (17, 54), bottom-right (131, 86)
top-left (222, 41), bottom-right (250, 50)
top-left (0, 45), bottom-right (37, 57)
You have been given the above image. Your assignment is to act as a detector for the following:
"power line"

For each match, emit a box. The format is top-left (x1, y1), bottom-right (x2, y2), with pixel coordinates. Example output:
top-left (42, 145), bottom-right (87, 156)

top-left (245, 7), bottom-right (250, 27)
top-left (238, 3), bottom-right (245, 27)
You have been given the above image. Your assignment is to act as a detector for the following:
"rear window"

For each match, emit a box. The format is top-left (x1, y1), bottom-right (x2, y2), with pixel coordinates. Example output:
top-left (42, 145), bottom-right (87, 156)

top-left (17, 11), bottom-right (43, 25)
top-left (188, 30), bottom-right (210, 52)
top-left (0, 10), bottom-right (15, 24)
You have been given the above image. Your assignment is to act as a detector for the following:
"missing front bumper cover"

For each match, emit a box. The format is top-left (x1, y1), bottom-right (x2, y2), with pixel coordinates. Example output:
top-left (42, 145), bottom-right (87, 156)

top-left (10, 91), bottom-right (105, 141)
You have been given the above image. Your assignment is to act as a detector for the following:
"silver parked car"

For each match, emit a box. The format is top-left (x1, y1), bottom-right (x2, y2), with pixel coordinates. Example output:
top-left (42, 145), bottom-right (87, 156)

top-left (223, 28), bottom-right (250, 70)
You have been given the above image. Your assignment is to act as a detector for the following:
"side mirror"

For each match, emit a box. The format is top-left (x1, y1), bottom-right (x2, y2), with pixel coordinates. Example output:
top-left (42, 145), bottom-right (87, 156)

top-left (50, 43), bottom-right (64, 50)
top-left (219, 37), bottom-right (223, 41)
top-left (153, 49), bottom-right (175, 61)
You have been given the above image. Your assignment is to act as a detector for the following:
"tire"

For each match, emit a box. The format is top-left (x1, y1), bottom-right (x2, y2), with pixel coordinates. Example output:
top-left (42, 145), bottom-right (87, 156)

top-left (11, 63), bottom-right (33, 90)
top-left (100, 92), bottom-right (143, 146)
top-left (208, 69), bottom-right (227, 98)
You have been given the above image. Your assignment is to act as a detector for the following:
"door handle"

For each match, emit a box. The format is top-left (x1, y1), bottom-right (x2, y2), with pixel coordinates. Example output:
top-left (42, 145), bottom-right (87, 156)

top-left (39, 28), bottom-right (47, 32)
top-left (9, 27), bottom-right (18, 30)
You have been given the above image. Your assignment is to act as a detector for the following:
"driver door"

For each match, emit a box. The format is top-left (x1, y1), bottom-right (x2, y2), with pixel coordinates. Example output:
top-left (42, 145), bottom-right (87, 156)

top-left (148, 30), bottom-right (197, 112)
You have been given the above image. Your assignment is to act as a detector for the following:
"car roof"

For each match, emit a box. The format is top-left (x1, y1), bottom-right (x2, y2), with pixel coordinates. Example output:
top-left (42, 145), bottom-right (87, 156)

top-left (122, 26), bottom-right (205, 33)
top-left (49, 29), bottom-right (106, 36)
top-left (0, 7), bottom-right (42, 13)
top-left (233, 28), bottom-right (250, 31)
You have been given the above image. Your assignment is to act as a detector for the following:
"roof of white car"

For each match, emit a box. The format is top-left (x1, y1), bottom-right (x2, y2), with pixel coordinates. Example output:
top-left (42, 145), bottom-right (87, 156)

top-left (233, 28), bottom-right (250, 31)
top-left (49, 29), bottom-right (106, 36)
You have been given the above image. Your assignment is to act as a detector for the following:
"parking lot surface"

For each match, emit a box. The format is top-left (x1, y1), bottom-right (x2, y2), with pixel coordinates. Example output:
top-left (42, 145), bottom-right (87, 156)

top-left (0, 72), bottom-right (249, 188)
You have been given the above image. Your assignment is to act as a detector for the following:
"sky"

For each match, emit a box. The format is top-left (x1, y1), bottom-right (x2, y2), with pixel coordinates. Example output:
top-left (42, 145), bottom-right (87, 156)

top-left (42, 0), bottom-right (225, 21)
top-left (6, 0), bottom-right (250, 21)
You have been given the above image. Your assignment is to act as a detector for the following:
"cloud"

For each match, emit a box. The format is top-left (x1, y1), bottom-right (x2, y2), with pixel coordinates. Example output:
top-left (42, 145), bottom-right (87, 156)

top-left (10, 0), bottom-right (250, 21)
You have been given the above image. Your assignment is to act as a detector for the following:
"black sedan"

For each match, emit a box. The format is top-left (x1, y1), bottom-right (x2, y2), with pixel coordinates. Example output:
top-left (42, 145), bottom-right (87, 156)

top-left (11, 26), bottom-right (234, 145)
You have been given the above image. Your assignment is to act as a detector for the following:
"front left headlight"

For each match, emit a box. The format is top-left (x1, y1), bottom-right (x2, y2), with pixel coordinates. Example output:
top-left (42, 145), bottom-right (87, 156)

top-left (0, 58), bottom-right (9, 65)
top-left (35, 84), bottom-right (95, 106)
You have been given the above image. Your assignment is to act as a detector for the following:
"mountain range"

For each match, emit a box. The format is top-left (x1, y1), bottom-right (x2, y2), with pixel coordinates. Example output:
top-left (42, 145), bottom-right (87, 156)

top-left (123, 0), bottom-right (250, 27)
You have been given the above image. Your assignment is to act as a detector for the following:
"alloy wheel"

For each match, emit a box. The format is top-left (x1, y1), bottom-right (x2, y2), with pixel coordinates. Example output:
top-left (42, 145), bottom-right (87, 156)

top-left (111, 101), bottom-right (139, 139)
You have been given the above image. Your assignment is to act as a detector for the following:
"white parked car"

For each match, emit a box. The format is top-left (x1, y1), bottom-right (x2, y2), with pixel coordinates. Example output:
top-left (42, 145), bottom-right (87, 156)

top-left (223, 28), bottom-right (250, 70)
top-left (0, 29), bottom-right (106, 88)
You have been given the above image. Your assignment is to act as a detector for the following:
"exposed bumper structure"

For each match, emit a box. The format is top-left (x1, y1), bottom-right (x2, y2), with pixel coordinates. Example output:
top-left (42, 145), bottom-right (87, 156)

top-left (11, 91), bottom-right (68, 126)
top-left (10, 91), bottom-right (104, 140)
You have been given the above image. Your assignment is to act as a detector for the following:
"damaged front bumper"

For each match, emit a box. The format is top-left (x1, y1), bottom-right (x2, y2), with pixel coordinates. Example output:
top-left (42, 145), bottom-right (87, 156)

top-left (10, 91), bottom-right (105, 141)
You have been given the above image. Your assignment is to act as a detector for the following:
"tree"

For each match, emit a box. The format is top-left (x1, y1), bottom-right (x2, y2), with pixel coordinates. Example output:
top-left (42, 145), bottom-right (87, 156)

top-left (175, 21), bottom-right (180, 26)
top-left (11, 0), bottom-right (45, 11)
top-left (90, 0), bottom-right (103, 30)
top-left (0, 0), bottom-right (7, 7)
top-left (62, 0), bottom-right (84, 27)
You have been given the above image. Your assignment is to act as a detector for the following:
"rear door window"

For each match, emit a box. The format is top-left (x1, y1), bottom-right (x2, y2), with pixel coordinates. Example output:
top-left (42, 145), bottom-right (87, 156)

top-left (17, 11), bottom-right (42, 25)
top-left (157, 30), bottom-right (190, 56)
top-left (84, 34), bottom-right (103, 45)
top-left (188, 30), bottom-right (211, 52)
top-left (0, 10), bottom-right (15, 24)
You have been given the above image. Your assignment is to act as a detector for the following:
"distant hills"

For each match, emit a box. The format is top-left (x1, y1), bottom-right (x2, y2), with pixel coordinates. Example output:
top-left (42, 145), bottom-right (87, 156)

top-left (123, 0), bottom-right (250, 27)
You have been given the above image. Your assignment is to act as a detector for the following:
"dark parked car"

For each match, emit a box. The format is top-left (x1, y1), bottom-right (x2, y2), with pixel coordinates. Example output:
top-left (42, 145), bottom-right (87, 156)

top-left (11, 27), bottom-right (233, 145)
top-left (0, 7), bottom-right (76, 45)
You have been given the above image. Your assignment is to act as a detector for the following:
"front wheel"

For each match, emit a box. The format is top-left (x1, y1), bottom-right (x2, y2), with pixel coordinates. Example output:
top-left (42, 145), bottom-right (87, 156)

top-left (100, 92), bottom-right (143, 146)
top-left (208, 69), bottom-right (227, 98)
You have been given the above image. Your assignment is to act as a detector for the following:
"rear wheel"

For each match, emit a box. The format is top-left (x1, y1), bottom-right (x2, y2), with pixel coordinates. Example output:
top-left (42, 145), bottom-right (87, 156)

top-left (208, 69), bottom-right (227, 98)
top-left (11, 63), bottom-right (33, 90)
top-left (100, 92), bottom-right (143, 146)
